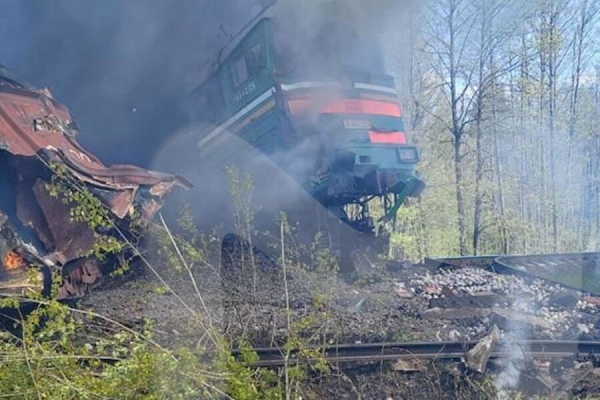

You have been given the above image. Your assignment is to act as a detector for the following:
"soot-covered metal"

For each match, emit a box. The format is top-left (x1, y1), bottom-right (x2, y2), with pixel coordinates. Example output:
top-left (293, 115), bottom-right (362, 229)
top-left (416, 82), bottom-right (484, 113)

top-left (0, 65), bottom-right (191, 300)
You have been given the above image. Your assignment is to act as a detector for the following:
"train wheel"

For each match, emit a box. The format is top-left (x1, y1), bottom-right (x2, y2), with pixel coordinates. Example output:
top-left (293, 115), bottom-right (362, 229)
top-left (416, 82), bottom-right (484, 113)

top-left (220, 233), bottom-right (244, 293)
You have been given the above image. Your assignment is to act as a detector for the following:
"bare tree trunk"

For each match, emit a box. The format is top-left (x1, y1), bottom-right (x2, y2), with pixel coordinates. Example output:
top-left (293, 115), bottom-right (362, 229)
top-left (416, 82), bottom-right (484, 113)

top-left (547, 7), bottom-right (559, 251)
top-left (519, 33), bottom-right (530, 252)
top-left (473, 120), bottom-right (484, 254)
top-left (423, 0), bottom-right (480, 255)
top-left (570, 0), bottom-right (599, 248)
top-left (454, 137), bottom-right (468, 255)
top-left (492, 93), bottom-right (508, 253)
top-left (446, 0), bottom-right (474, 255)
top-left (472, 7), bottom-right (487, 255)
top-left (538, 13), bottom-right (548, 249)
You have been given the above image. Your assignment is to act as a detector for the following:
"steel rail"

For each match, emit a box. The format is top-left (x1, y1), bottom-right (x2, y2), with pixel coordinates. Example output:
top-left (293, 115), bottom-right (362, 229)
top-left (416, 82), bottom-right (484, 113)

top-left (426, 252), bottom-right (600, 269)
top-left (233, 340), bottom-right (600, 368)
top-left (425, 252), bottom-right (600, 295)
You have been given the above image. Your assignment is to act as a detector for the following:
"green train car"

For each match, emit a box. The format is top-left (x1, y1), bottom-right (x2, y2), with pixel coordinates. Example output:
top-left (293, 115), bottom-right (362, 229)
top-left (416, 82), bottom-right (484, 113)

top-left (185, 13), bottom-right (424, 269)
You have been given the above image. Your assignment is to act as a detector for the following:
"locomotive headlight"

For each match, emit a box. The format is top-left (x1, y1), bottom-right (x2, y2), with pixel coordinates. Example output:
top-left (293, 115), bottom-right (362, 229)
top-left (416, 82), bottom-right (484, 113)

top-left (397, 147), bottom-right (418, 162)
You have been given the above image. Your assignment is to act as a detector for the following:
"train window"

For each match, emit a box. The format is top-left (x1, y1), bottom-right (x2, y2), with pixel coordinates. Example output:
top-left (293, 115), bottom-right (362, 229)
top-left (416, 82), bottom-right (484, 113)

top-left (246, 43), bottom-right (265, 75)
top-left (231, 56), bottom-right (249, 87)
top-left (231, 42), bottom-right (265, 88)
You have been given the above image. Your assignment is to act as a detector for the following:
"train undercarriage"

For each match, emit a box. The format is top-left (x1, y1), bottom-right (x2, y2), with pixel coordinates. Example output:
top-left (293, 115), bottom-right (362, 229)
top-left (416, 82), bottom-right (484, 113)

top-left (214, 149), bottom-right (426, 279)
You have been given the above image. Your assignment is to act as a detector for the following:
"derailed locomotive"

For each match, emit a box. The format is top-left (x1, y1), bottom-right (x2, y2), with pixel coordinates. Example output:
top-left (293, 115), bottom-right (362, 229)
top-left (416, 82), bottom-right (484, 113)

top-left (178, 7), bottom-right (424, 270)
top-left (0, 65), bottom-right (190, 300)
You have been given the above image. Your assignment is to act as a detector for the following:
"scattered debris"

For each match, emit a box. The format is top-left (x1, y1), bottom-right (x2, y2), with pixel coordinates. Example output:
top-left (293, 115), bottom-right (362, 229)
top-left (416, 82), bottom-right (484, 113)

top-left (555, 362), bottom-right (594, 400)
top-left (78, 250), bottom-right (600, 398)
top-left (351, 298), bottom-right (366, 313)
top-left (581, 297), bottom-right (600, 307)
top-left (420, 307), bottom-right (492, 320)
top-left (490, 308), bottom-right (553, 331)
top-left (386, 260), bottom-right (412, 273)
top-left (0, 66), bottom-right (191, 300)
top-left (534, 367), bottom-right (556, 393)
top-left (466, 324), bottom-right (500, 373)
top-left (394, 282), bottom-right (413, 299)
top-left (548, 292), bottom-right (579, 309)
top-left (423, 284), bottom-right (442, 295)
top-left (391, 358), bottom-right (424, 372)
top-left (429, 292), bottom-right (506, 309)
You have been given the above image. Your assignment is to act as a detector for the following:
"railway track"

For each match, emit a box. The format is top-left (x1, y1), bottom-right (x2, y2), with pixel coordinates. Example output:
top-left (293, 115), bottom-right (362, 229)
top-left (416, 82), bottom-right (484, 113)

top-left (234, 340), bottom-right (600, 368)
top-left (230, 253), bottom-right (600, 367)
top-left (425, 252), bottom-right (600, 295)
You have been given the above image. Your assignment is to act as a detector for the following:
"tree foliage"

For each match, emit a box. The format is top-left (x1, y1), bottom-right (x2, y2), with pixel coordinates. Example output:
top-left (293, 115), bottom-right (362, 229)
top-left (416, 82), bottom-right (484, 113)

top-left (392, 0), bottom-right (600, 258)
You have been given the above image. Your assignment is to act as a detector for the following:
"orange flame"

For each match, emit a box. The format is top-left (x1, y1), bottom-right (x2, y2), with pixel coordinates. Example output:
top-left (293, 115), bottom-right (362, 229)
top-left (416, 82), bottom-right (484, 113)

top-left (4, 251), bottom-right (25, 270)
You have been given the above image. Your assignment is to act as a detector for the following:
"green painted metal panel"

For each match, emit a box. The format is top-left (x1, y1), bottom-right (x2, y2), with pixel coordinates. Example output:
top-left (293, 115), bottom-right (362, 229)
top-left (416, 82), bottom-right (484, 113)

top-left (192, 16), bottom-right (424, 216)
top-left (221, 20), bottom-right (275, 115)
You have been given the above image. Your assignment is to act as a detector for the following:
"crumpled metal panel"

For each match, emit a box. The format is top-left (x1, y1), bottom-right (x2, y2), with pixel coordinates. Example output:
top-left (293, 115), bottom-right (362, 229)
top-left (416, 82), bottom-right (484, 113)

top-left (0, 67), bottom-right (192, 299)
top-left (32, 179), bottom-right (98, 263)
top-left (0, 70), bottom-right (191, 220)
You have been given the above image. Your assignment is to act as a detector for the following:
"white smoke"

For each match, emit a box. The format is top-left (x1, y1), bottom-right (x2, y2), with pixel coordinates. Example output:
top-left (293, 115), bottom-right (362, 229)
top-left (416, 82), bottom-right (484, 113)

top-left (495, 295), bottom-right (533, 397)
top-left (269, 0), bottom-right (419, 78)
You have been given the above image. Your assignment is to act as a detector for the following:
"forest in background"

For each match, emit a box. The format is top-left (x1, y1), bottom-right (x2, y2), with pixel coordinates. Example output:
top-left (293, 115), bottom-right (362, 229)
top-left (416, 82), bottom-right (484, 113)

top-left (389, 0), bottom-right (600, 259)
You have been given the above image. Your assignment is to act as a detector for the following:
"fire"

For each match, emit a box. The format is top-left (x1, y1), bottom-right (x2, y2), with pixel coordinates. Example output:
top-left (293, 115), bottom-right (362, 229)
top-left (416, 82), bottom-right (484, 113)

top-left (4, 251), bottom-right (25, 270)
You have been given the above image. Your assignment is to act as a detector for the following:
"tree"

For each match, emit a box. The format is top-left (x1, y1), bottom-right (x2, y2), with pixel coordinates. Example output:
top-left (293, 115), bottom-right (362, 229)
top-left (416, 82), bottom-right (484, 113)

top-left (422, 0), bottom-right (478, 255)
top-left (399, 0), bottom-right (600, 257)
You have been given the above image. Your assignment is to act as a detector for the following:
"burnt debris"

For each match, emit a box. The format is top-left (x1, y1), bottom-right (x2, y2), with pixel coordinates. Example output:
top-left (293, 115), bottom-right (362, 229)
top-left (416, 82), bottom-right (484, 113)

top-left (0, 65), bottom-right (191, 301)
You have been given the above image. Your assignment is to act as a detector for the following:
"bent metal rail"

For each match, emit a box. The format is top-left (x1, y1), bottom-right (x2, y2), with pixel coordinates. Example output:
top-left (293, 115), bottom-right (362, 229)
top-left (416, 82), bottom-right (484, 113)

top-left (233, 340), bottom-right (600, 368)
top-left (425, 252), bottom-right (600, 295)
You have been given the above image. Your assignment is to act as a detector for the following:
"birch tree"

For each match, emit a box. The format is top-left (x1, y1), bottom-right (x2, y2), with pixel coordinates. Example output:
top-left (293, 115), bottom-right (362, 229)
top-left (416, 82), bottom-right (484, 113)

top-left (423, 0), bottom-right (478, 255)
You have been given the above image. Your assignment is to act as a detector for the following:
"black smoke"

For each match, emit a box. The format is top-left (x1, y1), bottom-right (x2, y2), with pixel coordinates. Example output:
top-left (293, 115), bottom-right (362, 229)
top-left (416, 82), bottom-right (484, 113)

top-left (0, 0), bottom-right (417, 169)
top-left (0, 0), bottom-right (265, 166)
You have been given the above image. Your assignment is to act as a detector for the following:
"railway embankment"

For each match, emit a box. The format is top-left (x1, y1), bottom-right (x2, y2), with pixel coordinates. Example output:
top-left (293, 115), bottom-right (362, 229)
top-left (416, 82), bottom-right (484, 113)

top-left (77, 245), bottom-right (600, 398)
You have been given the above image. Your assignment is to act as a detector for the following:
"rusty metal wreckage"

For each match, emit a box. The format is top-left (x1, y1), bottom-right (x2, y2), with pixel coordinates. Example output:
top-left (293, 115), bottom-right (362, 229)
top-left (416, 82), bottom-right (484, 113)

top-left (0, 66), bottom-right (192, 302)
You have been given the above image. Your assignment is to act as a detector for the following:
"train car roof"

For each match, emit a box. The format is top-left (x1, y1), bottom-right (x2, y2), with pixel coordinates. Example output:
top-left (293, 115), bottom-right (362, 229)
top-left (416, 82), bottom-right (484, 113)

top-left (215, 3), bottom-right (279, 66)
top-left (192, 3), bottom-right (280, 92)
top-left (0, 63), bottom-right (33, 90)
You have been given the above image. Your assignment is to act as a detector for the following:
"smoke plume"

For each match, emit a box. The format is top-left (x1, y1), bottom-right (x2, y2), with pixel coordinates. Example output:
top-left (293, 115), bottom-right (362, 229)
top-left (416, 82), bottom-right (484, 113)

top-left (1, 0), bottom-right (419, 232)
top-left (494, 296), bottom-right (532, 398)
top-left (0, 0), bottom-right (264, 165)
top-left (0, 0), bottom-right (417, 165)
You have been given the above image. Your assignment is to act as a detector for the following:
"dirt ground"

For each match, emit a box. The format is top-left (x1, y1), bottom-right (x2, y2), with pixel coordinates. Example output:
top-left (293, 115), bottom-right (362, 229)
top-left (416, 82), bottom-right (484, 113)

top-left (77, 240), bottom-right (600, 399)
